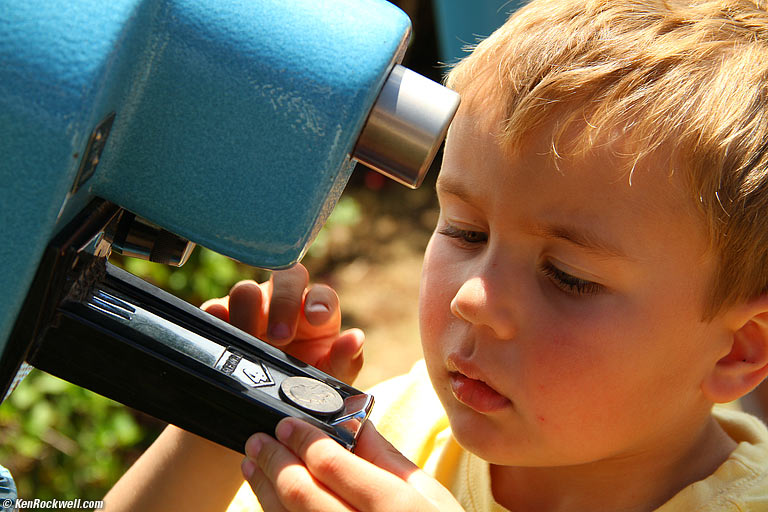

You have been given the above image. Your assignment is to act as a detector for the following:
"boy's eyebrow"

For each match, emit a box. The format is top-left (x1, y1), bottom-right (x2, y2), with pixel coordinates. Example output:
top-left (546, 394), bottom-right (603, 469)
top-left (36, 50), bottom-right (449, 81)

top-left (436, 177), bottom-right (631, 260)
top-left (533, 223), bottom-right (631, 260)
top-left (435, 178), bottom-right (475, 203)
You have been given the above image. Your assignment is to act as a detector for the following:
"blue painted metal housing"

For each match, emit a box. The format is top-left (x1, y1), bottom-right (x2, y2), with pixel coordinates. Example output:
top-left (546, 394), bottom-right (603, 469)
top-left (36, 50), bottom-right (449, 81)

top-left (0, 0), bottom-right (410, 359)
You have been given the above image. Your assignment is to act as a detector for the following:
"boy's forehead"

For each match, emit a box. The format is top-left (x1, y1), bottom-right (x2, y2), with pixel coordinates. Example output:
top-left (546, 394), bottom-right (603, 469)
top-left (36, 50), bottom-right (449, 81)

top-left (441, 109), bottom-right (700, 223)
top-left (446, 107), bottom-right (501, 141)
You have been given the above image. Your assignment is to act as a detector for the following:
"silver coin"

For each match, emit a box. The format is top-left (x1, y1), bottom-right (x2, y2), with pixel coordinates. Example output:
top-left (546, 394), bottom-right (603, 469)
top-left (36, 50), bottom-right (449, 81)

top-left (280, 376), bottom-right (345, 416)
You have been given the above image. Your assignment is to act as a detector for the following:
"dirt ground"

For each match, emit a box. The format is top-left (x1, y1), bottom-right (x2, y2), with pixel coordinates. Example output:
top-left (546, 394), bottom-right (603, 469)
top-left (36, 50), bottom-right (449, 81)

top-left (333, 247), bottom-right (427, 390)
top-left (304, 171), bottom-right (440, 390)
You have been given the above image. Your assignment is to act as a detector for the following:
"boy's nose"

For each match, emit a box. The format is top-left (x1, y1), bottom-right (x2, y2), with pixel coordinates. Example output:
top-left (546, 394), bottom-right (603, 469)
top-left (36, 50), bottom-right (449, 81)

top-left (450, 276), bottom-right (517, 340)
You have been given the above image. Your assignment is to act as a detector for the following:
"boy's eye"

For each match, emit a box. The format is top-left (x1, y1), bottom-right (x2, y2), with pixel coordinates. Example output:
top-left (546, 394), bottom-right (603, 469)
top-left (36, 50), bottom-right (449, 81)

top-left (540, 261), bottom-right (603, 296)
top-left (438, 224), bottom-right (488, 246)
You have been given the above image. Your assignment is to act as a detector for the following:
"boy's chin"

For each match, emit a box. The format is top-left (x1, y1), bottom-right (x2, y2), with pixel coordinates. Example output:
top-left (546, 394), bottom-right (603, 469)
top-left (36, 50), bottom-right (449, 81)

top-left (445, 407), bottom-right (573, 467)
top-left (445, 406), bottom-right (520, 464)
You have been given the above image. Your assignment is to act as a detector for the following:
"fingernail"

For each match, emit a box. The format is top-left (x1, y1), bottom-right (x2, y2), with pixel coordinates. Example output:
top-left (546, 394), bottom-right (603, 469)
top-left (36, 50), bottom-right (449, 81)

top-left (245, 435), bottom-right (262, 458)
top-left (269, 323), bottom-right (290, 340)
top-left (241, 458), bottom-right (256, 480)
top-left (305, 302), bottom-right (330, 315)
top-left (305, 302), bottom-right (331, 325)
top-left (276, 419), bottom-right (294, 442)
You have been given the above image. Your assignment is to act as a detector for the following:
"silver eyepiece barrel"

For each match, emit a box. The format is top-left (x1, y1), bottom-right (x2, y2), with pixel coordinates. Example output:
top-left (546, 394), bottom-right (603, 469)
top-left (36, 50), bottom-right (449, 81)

top-left (352, 65), bottom-right (460, 189)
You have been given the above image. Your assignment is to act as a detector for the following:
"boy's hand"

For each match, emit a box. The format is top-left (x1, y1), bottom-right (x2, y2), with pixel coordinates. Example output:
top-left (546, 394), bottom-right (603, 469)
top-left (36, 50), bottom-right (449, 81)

top-left (242, 418), bottom-right (464, 512)
top-left (201, 264), bottom-right (364, 384)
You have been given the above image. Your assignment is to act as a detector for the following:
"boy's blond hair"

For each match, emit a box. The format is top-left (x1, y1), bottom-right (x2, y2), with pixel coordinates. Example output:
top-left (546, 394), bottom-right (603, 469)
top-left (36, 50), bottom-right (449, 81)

top-left (445, 0), bottom-right (768, 319)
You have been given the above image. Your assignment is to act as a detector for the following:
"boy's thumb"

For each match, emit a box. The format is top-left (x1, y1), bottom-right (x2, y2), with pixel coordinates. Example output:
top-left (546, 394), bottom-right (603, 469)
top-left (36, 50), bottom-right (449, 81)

top-left (354, 422), bottom-right (457, 507)
top-left (354, 421), bottom-right (418, 478)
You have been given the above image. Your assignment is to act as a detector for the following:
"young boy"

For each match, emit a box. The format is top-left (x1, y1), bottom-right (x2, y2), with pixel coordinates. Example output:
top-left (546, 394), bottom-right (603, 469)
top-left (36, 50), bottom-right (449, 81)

top-left (104, 0), bottom-right (768, 510)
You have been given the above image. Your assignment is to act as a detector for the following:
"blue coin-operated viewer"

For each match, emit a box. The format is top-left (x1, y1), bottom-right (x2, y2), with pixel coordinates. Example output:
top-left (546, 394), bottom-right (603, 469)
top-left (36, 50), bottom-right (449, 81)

top-left (0, 0), bottom-right (459, 460)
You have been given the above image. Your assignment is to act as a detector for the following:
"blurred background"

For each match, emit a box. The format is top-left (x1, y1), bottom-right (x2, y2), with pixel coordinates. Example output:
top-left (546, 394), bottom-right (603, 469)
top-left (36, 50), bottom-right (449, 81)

top-left (0, 0), bottom-right (519, 500)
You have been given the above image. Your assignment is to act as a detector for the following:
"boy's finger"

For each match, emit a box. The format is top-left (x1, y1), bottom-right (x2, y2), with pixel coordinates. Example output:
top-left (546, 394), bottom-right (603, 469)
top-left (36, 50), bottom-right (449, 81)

top-left (228, 281), bottom-right (266, 337)
top-left (302, 284), bottom-right (341, 327)
top-left (326, 329), bottom-right (365, 384)
top-left (241, 462), bottom-right (289, 512)
top-left (245, 433), bottom-right (353, 512)
top-left (347, 421), bottom-right (456, 509)
top-left (345, 420), bottom-right (421, 481)
top-left (268, 264), bottom-right (310, 345)
top-left (273, 418), bottom-right (418, 511)
top-left (200, 296), bottom-right (229, 322)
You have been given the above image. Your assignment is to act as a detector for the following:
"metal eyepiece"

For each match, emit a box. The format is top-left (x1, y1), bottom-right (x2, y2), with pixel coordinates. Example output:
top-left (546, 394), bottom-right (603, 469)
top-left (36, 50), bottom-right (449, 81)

top-left (352, 65), bottom-right (461, 189)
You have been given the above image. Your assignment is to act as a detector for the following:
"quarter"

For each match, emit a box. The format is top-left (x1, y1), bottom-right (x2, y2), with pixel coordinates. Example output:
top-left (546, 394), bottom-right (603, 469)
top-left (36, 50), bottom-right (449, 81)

top-left (280, 376), bottom-right (345, 416)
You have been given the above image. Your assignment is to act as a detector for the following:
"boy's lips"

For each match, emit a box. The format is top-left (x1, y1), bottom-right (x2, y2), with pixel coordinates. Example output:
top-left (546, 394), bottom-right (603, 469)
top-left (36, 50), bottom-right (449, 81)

top-left (446, 356), bottom-right (512, 413)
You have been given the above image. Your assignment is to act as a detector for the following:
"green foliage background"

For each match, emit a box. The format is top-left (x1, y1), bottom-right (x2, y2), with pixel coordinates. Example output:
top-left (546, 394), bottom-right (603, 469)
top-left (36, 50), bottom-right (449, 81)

top-left (0, 372), bottom-right (150, 501)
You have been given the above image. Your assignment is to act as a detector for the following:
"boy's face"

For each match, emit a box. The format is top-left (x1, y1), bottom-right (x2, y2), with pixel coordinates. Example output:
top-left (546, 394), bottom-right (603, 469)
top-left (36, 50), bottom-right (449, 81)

top-left (419, 111), bottom-right (732, 467)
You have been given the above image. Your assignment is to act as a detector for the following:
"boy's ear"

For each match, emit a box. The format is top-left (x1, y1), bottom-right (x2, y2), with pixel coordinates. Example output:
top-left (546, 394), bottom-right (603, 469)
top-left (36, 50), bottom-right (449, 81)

top-left (702, 295), bottom-right (768, 403)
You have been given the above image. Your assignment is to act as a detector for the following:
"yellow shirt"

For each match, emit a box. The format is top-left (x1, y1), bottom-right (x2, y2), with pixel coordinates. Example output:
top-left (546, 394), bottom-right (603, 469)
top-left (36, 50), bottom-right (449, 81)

top-left (228, 361), bottom-right (768, 511)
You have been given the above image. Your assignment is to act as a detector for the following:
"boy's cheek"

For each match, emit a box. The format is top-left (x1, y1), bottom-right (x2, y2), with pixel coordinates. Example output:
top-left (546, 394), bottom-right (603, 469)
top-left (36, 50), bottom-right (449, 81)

top-left (418, 254), bottom-right (459, 330)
